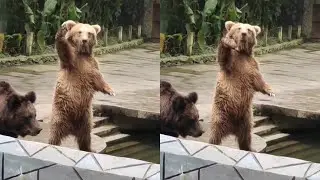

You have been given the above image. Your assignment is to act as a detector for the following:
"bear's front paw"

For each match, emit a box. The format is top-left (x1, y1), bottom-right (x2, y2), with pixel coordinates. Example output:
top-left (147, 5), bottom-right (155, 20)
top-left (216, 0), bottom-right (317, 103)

top-left (221, 37), bottom-right (237, 49)
top-left (103, 87), bottom-right (116, 96)
top-left (268, 92), bottom-right (276, 97)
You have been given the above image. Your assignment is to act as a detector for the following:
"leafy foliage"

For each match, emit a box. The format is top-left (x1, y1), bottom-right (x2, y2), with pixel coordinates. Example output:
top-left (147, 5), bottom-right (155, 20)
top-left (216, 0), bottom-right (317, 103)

top-left (162, 0), bottom-right (304, 56)
top-left (2, 0), bottom-right (144, 56)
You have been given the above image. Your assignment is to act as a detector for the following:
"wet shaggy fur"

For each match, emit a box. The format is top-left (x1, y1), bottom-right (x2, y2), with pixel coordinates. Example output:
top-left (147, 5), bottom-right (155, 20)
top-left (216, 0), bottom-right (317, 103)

top-left (160, 80), bottom-right (204, 138)
top-left (209, 21), bottom-right (274, 151)
top-left (0, 81), bottom-right (42, 138)
top-left (49, 20), bottom-right (115, 152)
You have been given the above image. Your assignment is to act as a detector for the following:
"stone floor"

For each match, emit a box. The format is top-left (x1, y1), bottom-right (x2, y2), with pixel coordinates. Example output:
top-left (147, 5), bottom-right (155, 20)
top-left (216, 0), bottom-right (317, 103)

top-left (0, 43), bottom-right (160, 149)
top-left (160, 43), bottom-right (320, 149)
top-left (0, 43), bottom-right (159, 116)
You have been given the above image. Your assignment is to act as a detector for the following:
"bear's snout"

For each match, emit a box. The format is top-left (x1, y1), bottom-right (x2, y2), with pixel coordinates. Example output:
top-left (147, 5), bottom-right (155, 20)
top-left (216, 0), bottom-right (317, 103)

top-left (34, 127), bottom-right (42, 135)
top-left (192, 128), bottom-right (204, 137)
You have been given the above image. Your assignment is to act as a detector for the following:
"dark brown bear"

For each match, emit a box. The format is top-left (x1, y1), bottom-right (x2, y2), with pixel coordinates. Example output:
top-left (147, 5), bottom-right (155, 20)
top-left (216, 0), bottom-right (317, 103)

top-left (209, 21), bottom-right (275, 151)
top-left (49, 20), bottom-right (115, 152)
top-left (160, 80), bottom-right (204, 138)
top-left (0, 81), bottom-right (42, 138)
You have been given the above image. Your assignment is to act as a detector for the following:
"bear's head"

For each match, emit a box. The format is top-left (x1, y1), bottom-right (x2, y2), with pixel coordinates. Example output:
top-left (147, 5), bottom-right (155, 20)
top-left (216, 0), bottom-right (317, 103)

top-left (171, 91), bottom-right (204, 138)
top-left (63, 20), bottom-right (101, 55)
top-left (225, 21), bottom-right (261, 54)
top-left (0, 81), bottom-right (42, 138)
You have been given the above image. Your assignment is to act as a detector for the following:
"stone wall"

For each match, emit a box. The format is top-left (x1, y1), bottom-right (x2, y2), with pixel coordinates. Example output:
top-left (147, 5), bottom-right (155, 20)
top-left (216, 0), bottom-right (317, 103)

top-left (0, 135), bottom-right (159, 179)
top-left (160, 134), bottom-right (320, 179)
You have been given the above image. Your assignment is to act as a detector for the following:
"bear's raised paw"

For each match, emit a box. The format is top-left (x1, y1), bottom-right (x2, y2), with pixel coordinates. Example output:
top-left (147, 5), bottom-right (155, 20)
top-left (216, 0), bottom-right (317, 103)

top-left (268, 92), bottom-right (276, 97)
top-left (103, 87), bottom-right (116, 96)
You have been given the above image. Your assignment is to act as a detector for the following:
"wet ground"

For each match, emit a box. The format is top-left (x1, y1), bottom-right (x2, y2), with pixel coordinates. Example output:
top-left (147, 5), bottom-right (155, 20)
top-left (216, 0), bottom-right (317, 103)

top-left (0, 43), bottom-right (160, 119)
top-left (161, 43), bottom-right (320, 149)
top-left (0, 43), bottom-right (160, 154)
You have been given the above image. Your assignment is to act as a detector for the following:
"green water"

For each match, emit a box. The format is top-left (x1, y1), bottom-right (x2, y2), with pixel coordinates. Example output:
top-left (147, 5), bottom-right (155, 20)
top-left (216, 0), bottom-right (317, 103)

top-left (269, 131), bottom-right (320, 163)
top-left (104, 133), bottom-right (160, 164)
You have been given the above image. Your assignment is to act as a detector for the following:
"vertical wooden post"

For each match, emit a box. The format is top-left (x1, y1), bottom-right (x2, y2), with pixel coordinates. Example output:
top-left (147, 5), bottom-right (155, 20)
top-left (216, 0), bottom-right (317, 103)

top-left (118, 26), bottom-right (123, 42)
top-left (103, 26), bottom-right (108, 46)
top-left (263, 26), bottom-right (268, 46)
top-left (26, 32), bottom-right (34, 56)
top-left (297, 25), bottom-right (302, 38)
top-left (137, 25), bottom-right (142, 38)
top-left (0, 33), bottom-right (4, 53)
top-left (278, 26), bottom-right (283, 43)
top-left (186, 32), bottom-right (194, 56)
top-left (128, 25), bottom-right (132, 41)
top-left (288, 25), bottom-right (292, 40)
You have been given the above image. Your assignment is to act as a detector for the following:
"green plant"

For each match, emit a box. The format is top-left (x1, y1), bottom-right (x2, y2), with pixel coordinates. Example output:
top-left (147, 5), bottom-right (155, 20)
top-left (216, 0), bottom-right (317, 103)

top-left (80, 0), bottom-right (122, 27)
top-left (4, 34), bottom-right (24, 55)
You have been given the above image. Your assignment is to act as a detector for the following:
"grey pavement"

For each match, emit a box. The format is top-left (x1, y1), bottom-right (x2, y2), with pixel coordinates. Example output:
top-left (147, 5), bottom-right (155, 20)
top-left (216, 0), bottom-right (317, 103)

top-left (160, 43), bottom-right (320, 149)
top-left (0, 43), bottom-right (160, 118)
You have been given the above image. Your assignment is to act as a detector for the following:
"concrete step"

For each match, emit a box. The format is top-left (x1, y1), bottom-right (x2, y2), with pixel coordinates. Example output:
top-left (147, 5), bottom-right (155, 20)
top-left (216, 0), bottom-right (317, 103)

top-left (92, 125), bottom-right (120, 137)
top-left (266, 139), bottom-right (298, 153)
top-left (92, 116), bottom-right (110, 128)
top-left (253, 124), bottom-right (278, 136)
top-left (285, 145), bottom-right (313, 157)
top-left (102, 133), bottom-right (132, 147)
top-left (272, 143), bottom-right (310, 157)
top-left (108, 143), bottom-right (152, 158)
top-left (294, 147), bottom-right (320, 161)
top-left (253, 116), bottom-right (269, 127)
top-left (105, 141), bottom-right (142, 153)
top-left (264, 133), bottom-right (291, 146)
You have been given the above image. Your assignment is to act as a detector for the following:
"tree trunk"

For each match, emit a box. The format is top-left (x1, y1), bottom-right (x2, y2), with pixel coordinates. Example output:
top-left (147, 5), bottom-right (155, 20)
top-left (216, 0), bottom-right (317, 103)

top-left (302, 0), bottom-right (314, 39)
top-left (142, 0), bottom-right (153, 40)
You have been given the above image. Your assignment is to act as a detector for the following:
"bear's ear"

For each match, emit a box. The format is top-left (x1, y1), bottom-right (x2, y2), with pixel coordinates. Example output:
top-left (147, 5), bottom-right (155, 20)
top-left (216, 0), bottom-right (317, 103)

top-left (0, 81), bottom-right (10, 91)
top-left (62, 20), bottom-right (77, 31)
top-left (92, 25), bottom-right (101, 34)
top-left (187, 92), bottom-right (198, 103)
top-left (225, 21), bottom-right (235, 31)
top-left (7, 94), bottom-right (21, 110)
top-left (160, 80), bottom-right (171, 89)
top-left (25, 91), bottom-right (36, 103)
top-left (253, 26), bottom-right (261, 35)
top-left (172, 96), bottom-right (186, 112)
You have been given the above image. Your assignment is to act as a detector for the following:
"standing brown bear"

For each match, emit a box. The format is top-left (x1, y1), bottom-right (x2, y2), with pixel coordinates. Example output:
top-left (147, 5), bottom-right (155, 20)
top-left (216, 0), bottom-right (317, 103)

top-left (0, 81), bottom-right (42, 138)
top-left (209, 21), bottom-right (275, 151)
top-left (49, 20), bottom-right (115, 152)
top-left (160, 80), bottom-right (204, 138)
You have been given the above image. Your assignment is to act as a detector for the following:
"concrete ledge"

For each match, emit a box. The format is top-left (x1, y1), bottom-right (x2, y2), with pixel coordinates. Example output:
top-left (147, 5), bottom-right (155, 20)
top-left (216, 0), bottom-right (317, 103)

top-left (160, 134), bottom-right (320, 179)
top-left (160, 39), bottom-right (304, 67)
top-left (93, 104), bottom-right (159, 121)
top-left (253, 103), bottom-right (320, 120)
top-left (0, 39), bottom-right (144, 67)
top-left (93, 104), bottom-right (160, 131)
top-left (0, 134), bottom-right (159, 179)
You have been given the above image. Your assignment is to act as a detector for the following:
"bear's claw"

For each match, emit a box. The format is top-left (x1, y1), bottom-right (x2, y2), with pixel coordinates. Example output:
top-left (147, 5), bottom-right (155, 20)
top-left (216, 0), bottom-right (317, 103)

top-left (109, 91), bottom-right (116, 96)
top-left (269, 92), bottom-right (276, 97)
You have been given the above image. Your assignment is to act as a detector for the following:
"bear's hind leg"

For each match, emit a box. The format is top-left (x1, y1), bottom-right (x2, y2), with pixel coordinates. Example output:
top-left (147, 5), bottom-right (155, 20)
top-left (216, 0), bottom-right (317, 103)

top-left (236, 112), bottom-right (255, 152)
top-left (209, 120), bottom-right (230, 145)
top-left (76, 129), bottom-right (93, 152)
top-left (48, 120), bottom-right (69, 146)
top-left (75, 110), bottom-right (94, 152)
